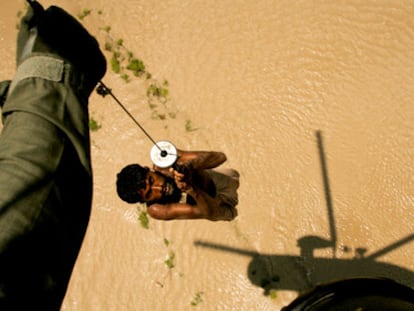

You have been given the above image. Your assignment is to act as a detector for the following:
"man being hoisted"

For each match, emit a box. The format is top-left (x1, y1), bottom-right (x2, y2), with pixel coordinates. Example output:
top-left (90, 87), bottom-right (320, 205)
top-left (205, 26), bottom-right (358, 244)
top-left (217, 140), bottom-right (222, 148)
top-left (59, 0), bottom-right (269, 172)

top-left (116, 148), bottom-right (240, 221)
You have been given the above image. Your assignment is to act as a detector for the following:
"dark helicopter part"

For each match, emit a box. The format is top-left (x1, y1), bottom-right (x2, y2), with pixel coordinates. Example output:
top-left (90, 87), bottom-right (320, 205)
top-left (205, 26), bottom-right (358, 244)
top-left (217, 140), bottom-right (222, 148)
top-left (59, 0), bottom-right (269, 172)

top-left (282, 277), bottom-right (414, 311)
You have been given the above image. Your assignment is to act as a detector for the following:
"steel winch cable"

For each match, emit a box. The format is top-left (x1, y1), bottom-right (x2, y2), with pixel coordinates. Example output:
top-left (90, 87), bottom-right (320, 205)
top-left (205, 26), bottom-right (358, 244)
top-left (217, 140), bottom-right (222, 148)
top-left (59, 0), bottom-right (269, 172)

top-left (96, 81), bottom-right (165, 154)
top-left (96, 81), bottom-right (179, 168)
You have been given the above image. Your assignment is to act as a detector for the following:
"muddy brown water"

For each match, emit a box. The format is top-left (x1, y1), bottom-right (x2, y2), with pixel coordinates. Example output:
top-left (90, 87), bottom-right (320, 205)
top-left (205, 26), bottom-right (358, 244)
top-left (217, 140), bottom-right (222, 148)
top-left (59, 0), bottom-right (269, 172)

top-left (1, 1), bottom-right (413, 310)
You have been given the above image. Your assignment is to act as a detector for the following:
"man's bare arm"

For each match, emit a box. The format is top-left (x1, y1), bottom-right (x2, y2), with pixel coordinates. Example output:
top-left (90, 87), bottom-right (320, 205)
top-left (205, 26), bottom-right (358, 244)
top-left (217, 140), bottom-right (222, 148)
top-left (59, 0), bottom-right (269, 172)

top-left (152, 149), bottom-right (226, 178)
top-left (147, 202), bottom-right (204, 220)
top-left (176, 150), bottom-right (227, 170)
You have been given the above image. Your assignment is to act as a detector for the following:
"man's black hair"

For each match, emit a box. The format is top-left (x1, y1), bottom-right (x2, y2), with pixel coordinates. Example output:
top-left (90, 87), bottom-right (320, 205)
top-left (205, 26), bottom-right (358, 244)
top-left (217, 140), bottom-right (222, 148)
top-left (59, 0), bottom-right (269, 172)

top-left (116, 164), bottom-right (149, 203)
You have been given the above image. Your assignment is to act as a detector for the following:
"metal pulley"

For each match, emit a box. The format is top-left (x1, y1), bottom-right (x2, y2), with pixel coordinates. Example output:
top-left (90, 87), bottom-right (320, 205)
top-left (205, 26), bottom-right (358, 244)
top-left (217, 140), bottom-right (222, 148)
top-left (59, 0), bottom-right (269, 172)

top-left (150, 141), bottom-right (178, 168)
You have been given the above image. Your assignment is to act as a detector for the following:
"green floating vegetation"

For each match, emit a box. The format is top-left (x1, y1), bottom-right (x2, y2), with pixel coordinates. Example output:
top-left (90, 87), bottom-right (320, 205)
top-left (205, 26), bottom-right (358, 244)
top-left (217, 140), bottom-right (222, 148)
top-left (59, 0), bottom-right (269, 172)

top-left (164, 251), bottom-right (176, 269)
top-left (126, 58), bottom-right (146, 77)
top-left (99, 21), bottom-right (147, 82)
top-left (146, 82), bottom-right (169, 99)
top-left (121, 73), bottom-right (130, 82)
top-left (104, 42), bottom-right (113, 52)
top-left (105, 38), bottom-right (147, 81)
top-left (76, 8), bottom-right (193, 128)
top-left (102, 25), bottom-right (111, 33)
top-left (191, 292), bottom-right (204, 306)
top-left (185, 119), bottom-right (194, 132)
top-left (135, 204), bottom-right (150, 229)
top-left (138, 211), bottom-right (149, 229)
top-left (146, 80), bottom-right (177, 121)
top-left (269, 289), bottom-right (277, 300)
top-left (89, 117), bottom-right (101, 131)
top-left (77, 8), bottom-right (91, 20)
top-left (110, 54), bottom-right (121, 74)
top-left (151, 112), bottom-right (166, 121)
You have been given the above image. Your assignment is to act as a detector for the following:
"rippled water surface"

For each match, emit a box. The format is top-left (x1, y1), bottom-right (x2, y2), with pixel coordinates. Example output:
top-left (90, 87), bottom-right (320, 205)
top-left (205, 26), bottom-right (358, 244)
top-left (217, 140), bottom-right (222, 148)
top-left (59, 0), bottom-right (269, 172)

top-left (1, 0), bottom-right (414, 310)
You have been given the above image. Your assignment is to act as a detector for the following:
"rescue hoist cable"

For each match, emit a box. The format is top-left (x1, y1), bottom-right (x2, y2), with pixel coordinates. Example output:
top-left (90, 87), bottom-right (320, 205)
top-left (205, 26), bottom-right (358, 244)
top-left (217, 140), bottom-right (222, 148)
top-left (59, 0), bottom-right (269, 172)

top-left (96, 81), bottom-right (178, 167)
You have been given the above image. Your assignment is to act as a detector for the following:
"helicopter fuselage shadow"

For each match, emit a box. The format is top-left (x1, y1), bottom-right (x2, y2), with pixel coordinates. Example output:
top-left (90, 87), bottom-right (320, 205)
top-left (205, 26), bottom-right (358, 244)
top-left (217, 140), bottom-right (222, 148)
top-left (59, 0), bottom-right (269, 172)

top-left (249, 253), bottom-right (414, 294)
top-left (194, 240), bottom-right (414, 295)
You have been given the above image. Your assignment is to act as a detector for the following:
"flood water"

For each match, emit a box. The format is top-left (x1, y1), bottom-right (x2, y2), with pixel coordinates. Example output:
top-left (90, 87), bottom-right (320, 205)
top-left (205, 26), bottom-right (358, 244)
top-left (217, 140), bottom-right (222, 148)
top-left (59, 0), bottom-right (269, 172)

top-left (1, 0), bottom-right (413, 310)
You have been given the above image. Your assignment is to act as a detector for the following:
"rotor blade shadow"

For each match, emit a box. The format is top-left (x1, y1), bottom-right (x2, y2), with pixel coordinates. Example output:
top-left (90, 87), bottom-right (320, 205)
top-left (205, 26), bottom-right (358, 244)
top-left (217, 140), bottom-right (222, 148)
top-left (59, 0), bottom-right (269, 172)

top-left (316, 130), bottom-right (337, 257)
top-left (193, 240), bottom-right (259, 257)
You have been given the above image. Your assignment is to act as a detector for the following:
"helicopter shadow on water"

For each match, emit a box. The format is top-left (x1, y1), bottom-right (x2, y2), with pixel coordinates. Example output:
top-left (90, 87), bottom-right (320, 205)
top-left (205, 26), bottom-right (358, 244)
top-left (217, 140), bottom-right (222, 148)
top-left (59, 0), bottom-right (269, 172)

top-left (194, 130), bottom-right (414, 295)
